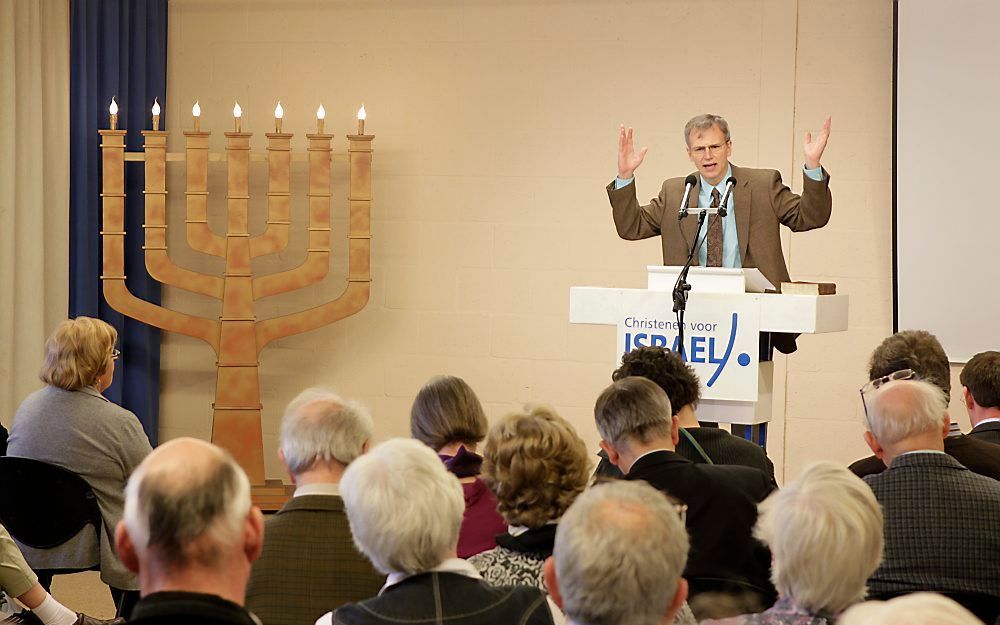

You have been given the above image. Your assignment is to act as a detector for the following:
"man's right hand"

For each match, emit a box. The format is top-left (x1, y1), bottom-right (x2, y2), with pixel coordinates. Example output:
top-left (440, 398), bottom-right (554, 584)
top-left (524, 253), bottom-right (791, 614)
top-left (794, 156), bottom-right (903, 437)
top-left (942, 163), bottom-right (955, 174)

top-left (618, 124), bottom-right (648, 180)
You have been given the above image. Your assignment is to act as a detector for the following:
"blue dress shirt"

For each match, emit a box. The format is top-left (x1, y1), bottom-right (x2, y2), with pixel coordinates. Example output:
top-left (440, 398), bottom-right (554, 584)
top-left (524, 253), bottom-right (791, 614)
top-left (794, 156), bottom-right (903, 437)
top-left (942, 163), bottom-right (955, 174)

top-left (615, 163), bottom-right (824, 268)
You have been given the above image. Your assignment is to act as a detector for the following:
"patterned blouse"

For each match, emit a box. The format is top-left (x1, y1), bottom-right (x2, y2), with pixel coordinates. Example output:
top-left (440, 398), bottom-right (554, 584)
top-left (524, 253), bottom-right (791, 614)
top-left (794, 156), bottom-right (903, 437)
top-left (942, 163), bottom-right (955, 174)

top-left (700, 597), bottom-right (835, 625)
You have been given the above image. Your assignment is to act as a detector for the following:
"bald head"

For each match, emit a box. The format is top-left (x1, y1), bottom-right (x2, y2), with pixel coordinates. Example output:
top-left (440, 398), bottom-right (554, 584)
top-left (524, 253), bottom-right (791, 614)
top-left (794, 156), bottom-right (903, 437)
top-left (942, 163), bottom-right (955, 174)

top-left (548, 480), bottom-right (689, 625)
top-left (122, 438), bottom-right (253, 569)
top-left (866, 379), bottom-right (949, 446)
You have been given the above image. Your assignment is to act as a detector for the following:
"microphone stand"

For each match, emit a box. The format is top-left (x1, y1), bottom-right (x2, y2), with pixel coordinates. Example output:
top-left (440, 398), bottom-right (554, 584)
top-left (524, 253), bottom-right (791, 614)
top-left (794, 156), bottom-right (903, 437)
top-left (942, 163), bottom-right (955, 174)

top-left (672, 209), bottom-right (710, 361)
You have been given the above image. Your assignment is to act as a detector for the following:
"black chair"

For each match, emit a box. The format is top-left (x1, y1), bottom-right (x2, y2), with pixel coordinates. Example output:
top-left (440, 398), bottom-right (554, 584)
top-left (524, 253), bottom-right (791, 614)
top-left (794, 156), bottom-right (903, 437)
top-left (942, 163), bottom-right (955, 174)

top-left (0, 456), bottom-right (102, 587)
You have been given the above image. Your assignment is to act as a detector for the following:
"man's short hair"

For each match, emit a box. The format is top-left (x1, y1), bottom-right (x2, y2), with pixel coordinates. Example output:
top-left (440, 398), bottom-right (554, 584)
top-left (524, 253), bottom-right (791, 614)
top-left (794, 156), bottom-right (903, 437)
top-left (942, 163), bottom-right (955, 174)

top-left (280, 387), bottom-right (374, 473)
top-left (869, 330), bottom-right (951, 401)
top-left (754, 462), bottom-right (883, 614)
top-left (960, 350), bottom-right (1000, 409)
top-left (594, 377), bottom-right (673, 447)
top-left (123, 439), bottom-right (251, 568)
top-left (554, 480), bottom-right (689, 625)
top-left (340, 438), bottom-right (464, 576)
top-left (684, 114), bottom-right (731, 147)
top-left (865, 379), bottom-right (947, 446)
top-left (410, 375), bottom-right (488, 450)
top-left (613, 346), bottom-right (701, 415)
top-left (481, 405), bottom-right (590, 529)
top-left (839, 593), bottom-right (982, 625)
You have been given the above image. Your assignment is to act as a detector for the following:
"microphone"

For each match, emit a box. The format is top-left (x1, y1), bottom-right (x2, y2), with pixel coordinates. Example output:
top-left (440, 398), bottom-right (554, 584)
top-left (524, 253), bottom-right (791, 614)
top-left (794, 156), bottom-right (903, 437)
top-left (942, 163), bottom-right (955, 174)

top-left (716, 176), bottom-right (737, 217)
top-left (677, 174), bottom-right (698, 220)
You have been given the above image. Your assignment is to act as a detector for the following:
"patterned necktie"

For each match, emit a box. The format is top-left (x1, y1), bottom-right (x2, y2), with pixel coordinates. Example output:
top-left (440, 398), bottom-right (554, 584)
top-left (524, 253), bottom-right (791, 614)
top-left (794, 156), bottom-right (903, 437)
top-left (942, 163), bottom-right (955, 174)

top-left (707, 188), bottom-right (723, 267)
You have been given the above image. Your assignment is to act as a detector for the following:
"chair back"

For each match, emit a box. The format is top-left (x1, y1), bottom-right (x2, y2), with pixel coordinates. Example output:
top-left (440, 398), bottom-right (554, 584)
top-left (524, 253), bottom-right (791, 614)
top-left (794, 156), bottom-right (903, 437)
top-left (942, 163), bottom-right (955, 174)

top-left (0, 456), bottom-right (102, 549)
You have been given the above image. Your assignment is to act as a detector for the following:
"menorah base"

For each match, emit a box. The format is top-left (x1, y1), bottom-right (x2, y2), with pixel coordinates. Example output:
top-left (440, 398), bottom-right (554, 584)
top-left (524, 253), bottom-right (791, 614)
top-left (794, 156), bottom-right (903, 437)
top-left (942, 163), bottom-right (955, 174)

top-left (252, 479), bottom-right (296, 512)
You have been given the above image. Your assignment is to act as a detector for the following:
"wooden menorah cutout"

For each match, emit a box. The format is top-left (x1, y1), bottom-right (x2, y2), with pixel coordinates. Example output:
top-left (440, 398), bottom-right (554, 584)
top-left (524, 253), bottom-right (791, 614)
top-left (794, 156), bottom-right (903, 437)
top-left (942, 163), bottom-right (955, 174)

top-left (98, 113), bottom-right (373, 490)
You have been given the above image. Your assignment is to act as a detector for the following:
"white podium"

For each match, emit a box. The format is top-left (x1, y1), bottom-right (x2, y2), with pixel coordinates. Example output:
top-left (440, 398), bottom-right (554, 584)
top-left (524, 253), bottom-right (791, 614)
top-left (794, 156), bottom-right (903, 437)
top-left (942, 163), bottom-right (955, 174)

top-left (569, 266), bottom-right (848, 432)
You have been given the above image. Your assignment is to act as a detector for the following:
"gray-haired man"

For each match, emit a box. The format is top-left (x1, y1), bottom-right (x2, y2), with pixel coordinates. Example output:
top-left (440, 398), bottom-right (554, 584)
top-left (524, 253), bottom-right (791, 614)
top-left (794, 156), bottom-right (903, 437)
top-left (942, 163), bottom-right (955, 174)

top-left (544, 480), bottom-right (689, 625)
top-left (861, 378), bottom-right (1000, 607)
top-left (114, 438), bottom-right (264, 625)
top-left (594, 377), bottom-right (774, 613)
top-left (246, 388), bottom-right (383, 625)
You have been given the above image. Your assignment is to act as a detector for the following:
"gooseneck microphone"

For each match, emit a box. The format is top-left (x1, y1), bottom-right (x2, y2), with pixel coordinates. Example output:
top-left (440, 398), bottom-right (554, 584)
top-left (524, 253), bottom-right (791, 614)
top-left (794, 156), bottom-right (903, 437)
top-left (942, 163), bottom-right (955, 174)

top-left (677, 174), bottom-right (698, 220)
top-left (717, 176), bottom-right (737, 217)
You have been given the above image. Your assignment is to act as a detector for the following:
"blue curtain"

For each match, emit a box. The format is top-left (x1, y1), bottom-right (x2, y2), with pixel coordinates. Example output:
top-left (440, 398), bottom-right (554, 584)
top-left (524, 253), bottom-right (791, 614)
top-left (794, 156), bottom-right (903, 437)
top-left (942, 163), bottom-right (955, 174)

top-left (69, 0), bottom-right (167, 445)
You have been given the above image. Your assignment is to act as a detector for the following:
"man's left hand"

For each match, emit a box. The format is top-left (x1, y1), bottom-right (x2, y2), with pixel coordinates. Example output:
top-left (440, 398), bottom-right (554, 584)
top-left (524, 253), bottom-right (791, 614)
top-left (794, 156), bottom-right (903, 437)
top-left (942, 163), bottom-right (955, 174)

top-left (804, 116), bottom-right (831, 170)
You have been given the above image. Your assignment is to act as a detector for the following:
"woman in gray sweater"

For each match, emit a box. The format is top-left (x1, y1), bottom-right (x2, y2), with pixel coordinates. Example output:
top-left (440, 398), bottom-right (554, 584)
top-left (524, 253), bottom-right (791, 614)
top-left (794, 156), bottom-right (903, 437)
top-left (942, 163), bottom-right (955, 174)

top-left (8, 317), bottom-right (152, 616)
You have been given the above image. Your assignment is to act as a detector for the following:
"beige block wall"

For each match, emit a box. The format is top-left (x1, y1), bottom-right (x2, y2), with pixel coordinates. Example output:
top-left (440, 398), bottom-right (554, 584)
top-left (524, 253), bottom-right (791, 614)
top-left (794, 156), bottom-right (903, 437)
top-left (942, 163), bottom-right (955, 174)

top-left (160, 0), bottom-right (896, 483)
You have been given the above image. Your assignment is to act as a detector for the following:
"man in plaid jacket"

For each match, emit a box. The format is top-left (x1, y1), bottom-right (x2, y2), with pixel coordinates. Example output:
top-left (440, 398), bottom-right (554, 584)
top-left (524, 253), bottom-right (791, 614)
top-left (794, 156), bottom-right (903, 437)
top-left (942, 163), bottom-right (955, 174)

top-left (861, 377), bottom-right (1000, 604)
top-left (245, 388), bottom-right (384, 625)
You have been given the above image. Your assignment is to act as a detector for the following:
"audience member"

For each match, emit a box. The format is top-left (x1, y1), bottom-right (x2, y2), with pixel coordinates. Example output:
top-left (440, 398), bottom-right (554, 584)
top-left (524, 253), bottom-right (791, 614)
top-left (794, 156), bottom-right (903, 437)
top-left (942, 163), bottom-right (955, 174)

top-left (246, 388), bottom-right (383, 625)
top-left (701, 462), bottom-right (883, 624)
top-left (470, 406), bottom-right (589, 587)
top-left (848, 330), bottom-right (1000, 479)
top-left (594, 347), bottom-right (774, 482)
top-left (594, 377), bottom-right (775, 615)
top-left (0, 524), bottom-right (121, 625)
top-left (860, 378), bottom-right (1000, 616)
top-left (960, 350), bottom-right (1000, 445)
top-left (8, 317), bottom-right (152, 616)
top-left (321, 438), bottom-right (553, 625)
top-left (114, 438), bottom-right (265, 625)
top-left (838, 593), bottom-right (983, 625)
top-left (543, 481), bottom-right (689, 625)
top-left (410, 375), bottom-right (506, 558)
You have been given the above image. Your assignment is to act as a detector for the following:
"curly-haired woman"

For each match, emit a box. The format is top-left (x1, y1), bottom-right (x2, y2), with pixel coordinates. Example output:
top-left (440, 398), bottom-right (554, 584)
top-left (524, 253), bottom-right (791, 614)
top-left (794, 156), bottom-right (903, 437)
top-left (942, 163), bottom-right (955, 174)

top-left (469, 405), bottom-right (591, 589)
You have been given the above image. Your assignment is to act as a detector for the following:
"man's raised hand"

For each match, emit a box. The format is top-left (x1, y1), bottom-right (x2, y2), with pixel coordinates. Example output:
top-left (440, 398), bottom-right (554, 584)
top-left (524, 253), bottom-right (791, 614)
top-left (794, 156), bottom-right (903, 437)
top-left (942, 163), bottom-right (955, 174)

top-left (618, 124), bottom-right (648, 180)
top-left (804, 116), bottom-right (831, 170)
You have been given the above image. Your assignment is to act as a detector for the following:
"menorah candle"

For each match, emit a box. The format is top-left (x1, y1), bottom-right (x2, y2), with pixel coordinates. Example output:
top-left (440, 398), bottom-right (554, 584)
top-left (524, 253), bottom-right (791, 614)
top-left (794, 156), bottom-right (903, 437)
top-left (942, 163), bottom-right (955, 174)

top-left (192, 101), bottom-right (201, 132)
top-left (274, 101), bottom-right (283, 133)
top-left (357, 104), bottom-right (366, 135)
top-left (347, 122), bottom-right (373, 286)
top-left (109, 97), bottom-right (119, 130)
top-left (316, 104), bottom-right (325, 134)
top-left (234, 101), bottom-right (243, 133)
top-left (151, 98), bottom-right (161, 131)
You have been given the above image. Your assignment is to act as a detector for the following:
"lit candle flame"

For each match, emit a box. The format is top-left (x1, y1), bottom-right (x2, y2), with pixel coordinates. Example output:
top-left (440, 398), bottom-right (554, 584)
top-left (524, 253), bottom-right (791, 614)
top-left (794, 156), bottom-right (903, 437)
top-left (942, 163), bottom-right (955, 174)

top-left (275, 101), bottom-right (283, 119)
top-left (316, 104), bottom-right (326, 120)
top-left (151, 98), bottom-right (160, 116)
top-left (109, 97), bottom-right (118, 115)
top-left (233, 102), bottom-right (243, 118)
top-left (357, 104), bottom-right (366, 120)
top-left (192, 101), bottom-right (201, 117)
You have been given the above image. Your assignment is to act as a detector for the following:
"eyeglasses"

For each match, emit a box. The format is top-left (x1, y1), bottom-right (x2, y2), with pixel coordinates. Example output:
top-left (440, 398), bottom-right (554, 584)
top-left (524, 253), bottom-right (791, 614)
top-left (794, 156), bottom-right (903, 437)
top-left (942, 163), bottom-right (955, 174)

top-left (673, 503), bottom-right (688, 525)
top-left (111, 348), bottom-right (121, 361)
top-left (689, 143), bottom-right (728, 158)
top-left (860, 369), bottom-right (916, 421)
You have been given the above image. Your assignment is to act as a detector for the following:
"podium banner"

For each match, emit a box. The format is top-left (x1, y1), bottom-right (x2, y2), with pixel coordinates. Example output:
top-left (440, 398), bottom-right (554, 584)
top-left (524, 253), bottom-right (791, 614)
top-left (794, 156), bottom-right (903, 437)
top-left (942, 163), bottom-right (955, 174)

top-left (616, 293), bottom-right (760, 402)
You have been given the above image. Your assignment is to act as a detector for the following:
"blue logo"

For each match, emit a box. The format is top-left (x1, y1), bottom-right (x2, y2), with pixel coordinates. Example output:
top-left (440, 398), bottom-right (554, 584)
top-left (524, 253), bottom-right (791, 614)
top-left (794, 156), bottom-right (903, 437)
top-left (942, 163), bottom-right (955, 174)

top-left (623, 313), bottom-right (750, 387)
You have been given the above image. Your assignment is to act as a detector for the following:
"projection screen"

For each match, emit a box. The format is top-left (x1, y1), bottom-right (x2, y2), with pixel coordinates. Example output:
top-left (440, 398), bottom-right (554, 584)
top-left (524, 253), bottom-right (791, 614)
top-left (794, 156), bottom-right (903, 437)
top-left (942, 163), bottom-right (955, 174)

top-left (895, 0), bottom-right (1000, 363)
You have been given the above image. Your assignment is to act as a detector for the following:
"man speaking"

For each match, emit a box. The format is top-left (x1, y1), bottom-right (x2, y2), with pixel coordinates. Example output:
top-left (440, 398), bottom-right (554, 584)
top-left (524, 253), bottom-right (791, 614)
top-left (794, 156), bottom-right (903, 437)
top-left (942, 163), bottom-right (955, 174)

top-left (606, 114), bottom-right (833, 354)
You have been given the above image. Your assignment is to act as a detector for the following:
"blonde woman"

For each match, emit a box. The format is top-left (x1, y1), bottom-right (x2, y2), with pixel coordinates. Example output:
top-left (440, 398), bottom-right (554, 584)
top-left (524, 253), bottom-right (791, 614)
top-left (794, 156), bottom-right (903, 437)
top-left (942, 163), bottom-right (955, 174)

top-left (700, 462), bottom-right (884, 624)
top-left (8, 317), bottom-right (152, 616)
top-left (838, 593), bottom-right (983, 625)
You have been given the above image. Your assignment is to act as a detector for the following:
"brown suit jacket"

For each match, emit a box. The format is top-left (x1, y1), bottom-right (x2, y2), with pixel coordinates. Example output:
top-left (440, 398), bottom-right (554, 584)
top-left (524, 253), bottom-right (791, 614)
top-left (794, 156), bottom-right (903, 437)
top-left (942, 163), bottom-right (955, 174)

top-left (606, 163), bottom-right (832, 290)
top-left (245, 494), bottom-right (384, 625)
